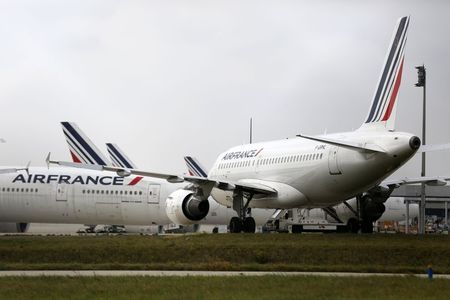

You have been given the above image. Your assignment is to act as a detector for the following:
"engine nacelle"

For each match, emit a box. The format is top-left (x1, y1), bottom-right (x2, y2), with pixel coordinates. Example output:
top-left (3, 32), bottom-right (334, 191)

top-left (360, 195), bottom-right (386, 222)
top-left (165, 189), bottom-right (210, 225)
top-left (0, 222), bottom-right (29, 233)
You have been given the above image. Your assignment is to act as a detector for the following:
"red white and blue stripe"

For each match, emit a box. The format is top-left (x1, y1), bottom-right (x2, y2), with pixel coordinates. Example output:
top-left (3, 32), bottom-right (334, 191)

top-left (106, 143), bottom-right (136, 169)
top-left (365, 16), bottom-right (409, 124)
top-left (184, 156), bottom-right (208, 178)
top-left (61, 122), bottom-right (108, 166)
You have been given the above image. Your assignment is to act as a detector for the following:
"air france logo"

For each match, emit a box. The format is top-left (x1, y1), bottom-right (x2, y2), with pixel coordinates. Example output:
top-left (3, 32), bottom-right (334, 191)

top-left (222, 148), bottom-right (263, 160)
top-left (12, 174), bottom-right (144, 186)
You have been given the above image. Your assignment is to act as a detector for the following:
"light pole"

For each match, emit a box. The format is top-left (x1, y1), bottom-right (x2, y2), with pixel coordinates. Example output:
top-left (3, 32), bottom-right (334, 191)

top-left (415, 65), bottom-right (426, 234)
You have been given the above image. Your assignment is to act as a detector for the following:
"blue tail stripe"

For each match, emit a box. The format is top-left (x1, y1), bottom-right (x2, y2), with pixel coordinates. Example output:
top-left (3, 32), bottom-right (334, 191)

top-left (108, 150), bottom-right (124, 168)
top-left (61, 122), bottom-right (107, 165)
top-left (106, 143), bottom-right (133, 169)
top-left (63, 130), bottom-right (95, 164)
top-left (185, 157), bottom-right (208, 177)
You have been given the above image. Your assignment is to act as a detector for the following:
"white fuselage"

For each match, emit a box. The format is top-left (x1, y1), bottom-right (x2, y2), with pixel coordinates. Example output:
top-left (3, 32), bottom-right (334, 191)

top-left (209, 130), bottom-right (418, 209)
top-left (0, 167), bottom-right (273, 226)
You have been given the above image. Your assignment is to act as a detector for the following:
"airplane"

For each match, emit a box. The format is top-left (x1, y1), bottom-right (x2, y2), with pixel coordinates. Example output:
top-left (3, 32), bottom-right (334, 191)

top-left (48, 16), bottom-right (449, 234)
top-left (186, 154), bottom-right (422, 233)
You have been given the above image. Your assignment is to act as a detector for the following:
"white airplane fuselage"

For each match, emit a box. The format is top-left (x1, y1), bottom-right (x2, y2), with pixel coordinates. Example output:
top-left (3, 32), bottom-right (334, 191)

top-left (0, 167), bottom-right (273, 226)
top-left (209, 130), bottom-right (419, 209)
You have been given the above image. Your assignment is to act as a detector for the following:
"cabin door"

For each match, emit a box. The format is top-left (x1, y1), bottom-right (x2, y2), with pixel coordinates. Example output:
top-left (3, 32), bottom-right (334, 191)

top-left (147, 184), bottom-right (160, 204)
top-left (328, 146), bottom-right (342, 175)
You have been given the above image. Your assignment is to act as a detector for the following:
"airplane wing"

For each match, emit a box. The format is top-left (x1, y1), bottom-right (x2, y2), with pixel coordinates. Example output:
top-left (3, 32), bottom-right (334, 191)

top-left (382, 175), bottom-right (450, 188)
top-left (0, 162), bottom-right (30, 175)
top-left (46, 154), bottom-right (276, 196)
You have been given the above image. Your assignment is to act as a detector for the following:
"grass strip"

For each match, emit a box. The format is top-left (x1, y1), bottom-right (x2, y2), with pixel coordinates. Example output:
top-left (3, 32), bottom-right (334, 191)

top-left (0, 275), bottom-right (449, 300)
top-left (0, 234), bottom-right (449, 273)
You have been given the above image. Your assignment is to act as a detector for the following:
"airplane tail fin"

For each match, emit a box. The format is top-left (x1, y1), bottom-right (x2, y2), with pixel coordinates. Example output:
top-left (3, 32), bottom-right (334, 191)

top-left (360, 16), bottom-right (409, 131)
top-left (60, 122), bottom-right (109, 166)
top-left (106, 143), bottom-right (137, 169)
top-left (184, 156), bottom-right (208, 178)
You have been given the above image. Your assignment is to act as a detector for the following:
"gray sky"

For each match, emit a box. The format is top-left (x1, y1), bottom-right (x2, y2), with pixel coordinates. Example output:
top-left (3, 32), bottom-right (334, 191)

top-left (0, 0), bottom-right (449, 179)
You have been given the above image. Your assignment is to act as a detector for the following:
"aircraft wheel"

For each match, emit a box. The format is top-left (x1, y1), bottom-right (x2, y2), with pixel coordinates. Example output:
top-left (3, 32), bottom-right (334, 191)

top-left (243, 217), bottom-right (256, 233)
top-left (229, 217), bottom-right (242, 233)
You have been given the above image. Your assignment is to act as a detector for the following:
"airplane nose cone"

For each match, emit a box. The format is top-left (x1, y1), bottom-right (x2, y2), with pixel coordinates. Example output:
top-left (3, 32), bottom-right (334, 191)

top-left (409, 136), bottom-right (421, 150)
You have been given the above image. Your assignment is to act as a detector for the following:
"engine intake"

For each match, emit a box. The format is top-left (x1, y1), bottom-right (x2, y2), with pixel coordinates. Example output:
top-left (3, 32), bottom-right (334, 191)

top-left (166, 189), bottom-right (209, 225)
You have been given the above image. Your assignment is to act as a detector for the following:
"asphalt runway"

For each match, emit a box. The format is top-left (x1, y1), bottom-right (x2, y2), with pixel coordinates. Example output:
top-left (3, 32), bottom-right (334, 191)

top-left (0, 270), bottom-right (449, 278)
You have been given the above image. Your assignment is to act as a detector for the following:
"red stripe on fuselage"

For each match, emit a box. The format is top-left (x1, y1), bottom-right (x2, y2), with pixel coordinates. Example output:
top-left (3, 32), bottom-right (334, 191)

top-left (70, 150), bottom-right (81, 163)
top-left (128, 176), bottom-right (143, 186)
top-left (382, 58), bottom-right (404, 121)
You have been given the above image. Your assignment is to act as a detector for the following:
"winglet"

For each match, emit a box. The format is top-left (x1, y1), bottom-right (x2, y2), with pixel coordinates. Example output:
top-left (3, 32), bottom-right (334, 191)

top-left (46, 152), bottom-right (51, 169)
top-left (24, 161), bottom-right (30, 176)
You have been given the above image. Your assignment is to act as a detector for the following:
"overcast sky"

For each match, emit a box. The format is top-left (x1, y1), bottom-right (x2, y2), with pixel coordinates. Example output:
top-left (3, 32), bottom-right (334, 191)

top-left (0, 0), bottom-right (449, 180)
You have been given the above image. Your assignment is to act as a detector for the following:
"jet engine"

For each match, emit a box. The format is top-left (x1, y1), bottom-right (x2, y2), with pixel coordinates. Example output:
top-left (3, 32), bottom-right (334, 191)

top-left (165, 189), bottom-right (209, 225)
top-left (0, 222), bottom-right (29, 233)
top-left (360, 195), bottom-right (386, 222)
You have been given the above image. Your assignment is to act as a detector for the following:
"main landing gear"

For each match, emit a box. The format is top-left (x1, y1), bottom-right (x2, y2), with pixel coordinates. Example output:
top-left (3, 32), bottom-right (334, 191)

top-left (229, 189), bottom-right (256, 233)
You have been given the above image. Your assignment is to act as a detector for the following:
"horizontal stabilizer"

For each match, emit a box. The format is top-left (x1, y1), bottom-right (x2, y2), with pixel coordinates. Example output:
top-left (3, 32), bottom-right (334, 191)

top-left (383, 175), bottom-right (450, 188)
top-left (296, 134), bottom-right (387, 153)
top-left (419, 143), bottom-right (450, 153)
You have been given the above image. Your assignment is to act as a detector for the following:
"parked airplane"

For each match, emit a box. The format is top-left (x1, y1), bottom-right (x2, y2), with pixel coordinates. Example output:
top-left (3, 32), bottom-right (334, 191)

top-left (49, 16), bottom-right (449, 233)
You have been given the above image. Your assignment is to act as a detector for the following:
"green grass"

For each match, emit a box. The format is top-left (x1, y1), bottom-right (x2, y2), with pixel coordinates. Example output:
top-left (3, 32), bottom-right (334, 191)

top-left (0, 234), bottom-right (449, 273)
top-left (0, 276), bottom-right (449, 300)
